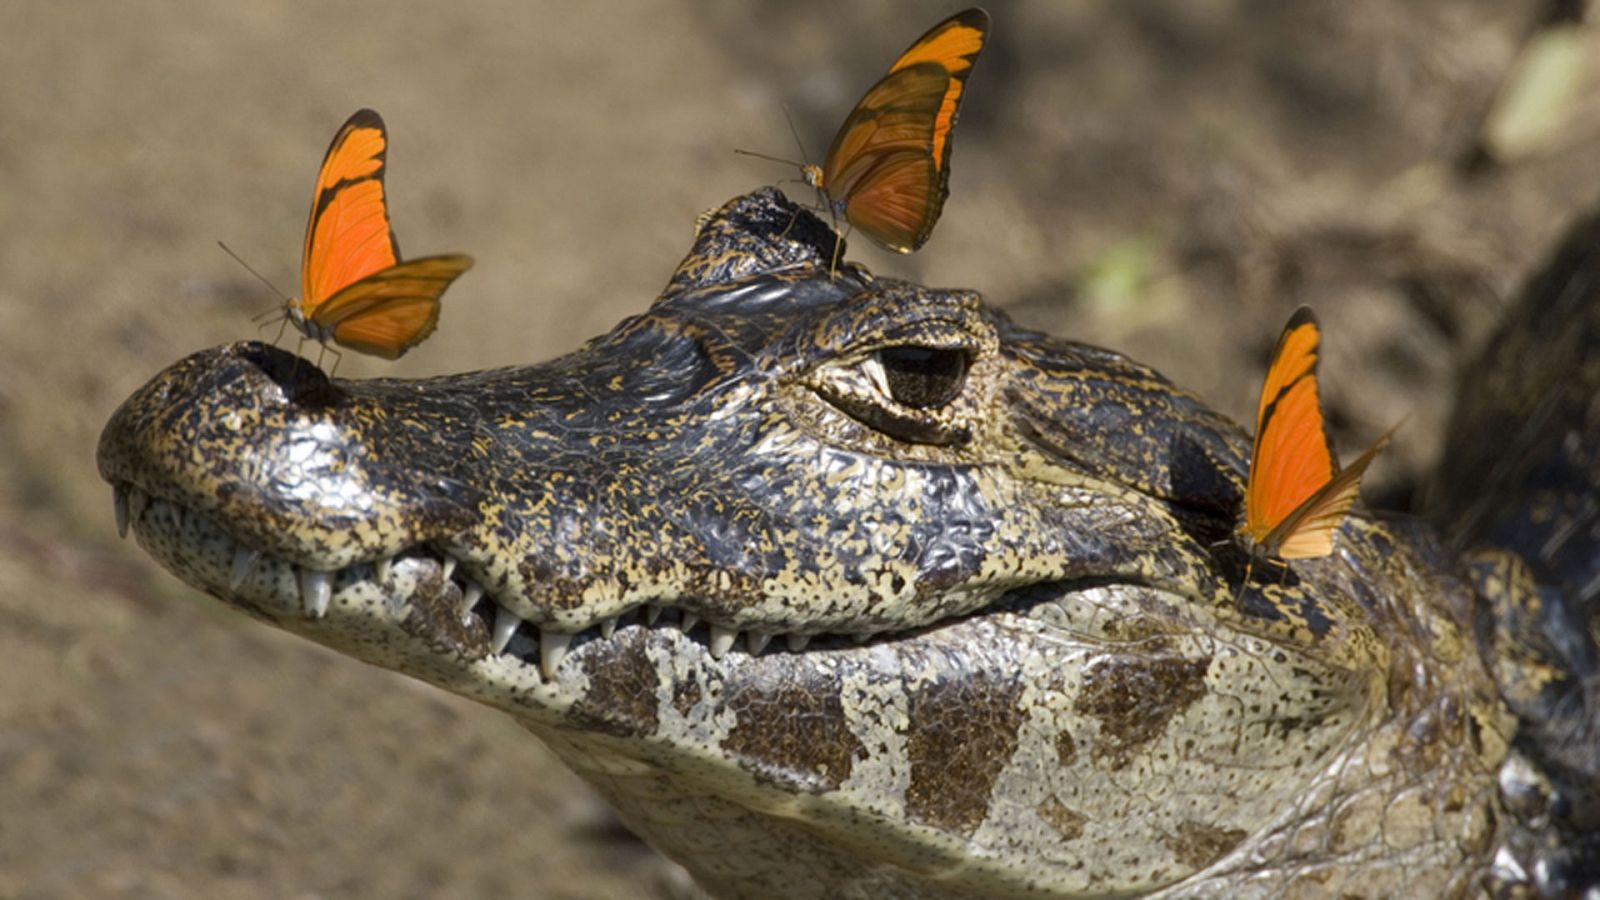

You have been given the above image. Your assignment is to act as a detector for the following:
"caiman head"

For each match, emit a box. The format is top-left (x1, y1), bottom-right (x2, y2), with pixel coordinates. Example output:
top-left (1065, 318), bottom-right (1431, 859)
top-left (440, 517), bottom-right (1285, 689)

top-left (98, 189), bottom-right (1516, 898)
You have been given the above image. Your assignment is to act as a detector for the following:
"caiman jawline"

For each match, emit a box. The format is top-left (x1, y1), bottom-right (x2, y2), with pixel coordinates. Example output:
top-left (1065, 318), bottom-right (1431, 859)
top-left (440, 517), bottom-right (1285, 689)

top-left (113, 482), bottom-right (1064, 681)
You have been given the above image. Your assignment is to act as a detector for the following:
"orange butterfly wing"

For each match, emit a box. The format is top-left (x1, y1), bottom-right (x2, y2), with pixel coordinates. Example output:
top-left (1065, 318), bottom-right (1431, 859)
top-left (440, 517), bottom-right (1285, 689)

top-left (819, 8), bottom-right (990, 252)
top-left (319, 255), bottom-right (475, 359)
top-left (1268, 428), bottom-right (1396, 558)
top-left (884, 7), bottom-right (989, 170)
top-left (295, 109), bottom-right (472, 358)
top-left (1243, 307), bottom-right (1393, 559)
top-left (301, 109), bottom-right (399, 314)
top-left (823, 64), bottom-right (952, 251)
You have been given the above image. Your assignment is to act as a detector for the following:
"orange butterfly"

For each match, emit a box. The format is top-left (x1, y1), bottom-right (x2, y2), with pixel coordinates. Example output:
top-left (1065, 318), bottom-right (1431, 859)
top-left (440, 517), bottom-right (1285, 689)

top-left (287, 108), bottom-right (473, 361)
top-left (744, 8), bottom-right (989, 255)
top-left (1239, 307), bottom-right (1396, 580)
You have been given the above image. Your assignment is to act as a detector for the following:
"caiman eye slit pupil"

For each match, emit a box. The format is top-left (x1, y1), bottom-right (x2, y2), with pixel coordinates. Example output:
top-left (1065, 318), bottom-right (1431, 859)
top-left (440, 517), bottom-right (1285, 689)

top-left (877, 346), bottom-right (968, 409)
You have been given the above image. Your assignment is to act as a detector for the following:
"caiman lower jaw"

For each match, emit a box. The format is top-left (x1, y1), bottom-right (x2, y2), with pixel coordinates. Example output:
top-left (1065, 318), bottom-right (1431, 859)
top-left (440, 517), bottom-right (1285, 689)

top-left (118, 484), bottom-right (1144, 686)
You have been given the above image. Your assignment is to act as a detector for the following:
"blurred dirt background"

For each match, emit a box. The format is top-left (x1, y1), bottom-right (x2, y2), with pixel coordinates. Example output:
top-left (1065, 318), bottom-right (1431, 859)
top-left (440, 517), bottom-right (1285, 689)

top-left (4, 1), bottom-right (1599, 897)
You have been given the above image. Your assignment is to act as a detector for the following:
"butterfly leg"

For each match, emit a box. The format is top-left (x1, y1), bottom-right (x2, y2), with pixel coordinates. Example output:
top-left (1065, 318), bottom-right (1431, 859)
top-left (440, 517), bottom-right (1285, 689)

top-left (318, 344), bottom-right (344, 379)
top-left (1232, 556), bottom-right (1256, 609)
top-left (1233, 552), bottom-right (1289, 610)
top-left (287, 335), bottom-right (310, 383)
top-left (776, 207), bottom-right (803, 242)
top-left (828, 225), bottom-right (854, 278)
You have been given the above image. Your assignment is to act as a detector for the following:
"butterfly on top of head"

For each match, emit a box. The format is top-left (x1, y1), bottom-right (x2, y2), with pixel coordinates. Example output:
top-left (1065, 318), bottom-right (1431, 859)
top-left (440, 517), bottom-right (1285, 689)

top-left (741, 8), bottom-right (990, 261)
top-left (1238, 307), bottom-right (1399, 589)
top-left (278, 108), bottom-right (473, 365)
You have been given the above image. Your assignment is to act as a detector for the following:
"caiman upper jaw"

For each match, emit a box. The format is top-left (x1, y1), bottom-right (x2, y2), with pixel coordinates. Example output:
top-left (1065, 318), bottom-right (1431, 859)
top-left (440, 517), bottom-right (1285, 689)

top-left (97, 283), bottom-right (1229, 659)
top-left (97, 341), bottom-right (483, 574)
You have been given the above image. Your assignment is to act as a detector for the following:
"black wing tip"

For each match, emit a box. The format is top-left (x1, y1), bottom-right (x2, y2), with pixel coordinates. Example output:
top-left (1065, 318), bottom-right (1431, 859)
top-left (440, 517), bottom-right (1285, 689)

top-left (344, 108), bottom-right (386, 131)
top-left (913, 8), bottom-right (991, 50)
top-left (950, 8), bottom-right (992, 32)
top-left (319, 107), bottom-right (389, 172)
top-left (1273, 306), bottom-right (1322, 368)
top-left (1285, 305), bottom-right (1318, 330)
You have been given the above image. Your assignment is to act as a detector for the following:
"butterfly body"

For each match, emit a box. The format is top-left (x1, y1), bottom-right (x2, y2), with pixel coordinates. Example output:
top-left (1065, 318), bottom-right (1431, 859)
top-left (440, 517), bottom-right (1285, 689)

top-left (794, 9), bottom-right (990, 254)
top-left (1239, 307), bottom-right (1396, 579)
top-left (289, 109), bottom-right (473, 360)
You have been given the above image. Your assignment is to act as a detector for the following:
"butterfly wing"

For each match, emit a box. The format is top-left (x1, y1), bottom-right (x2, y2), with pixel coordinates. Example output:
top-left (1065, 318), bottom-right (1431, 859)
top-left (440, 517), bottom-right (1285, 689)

top-left (1267, 427), bottom-right (1396, 558)
top-left (301, 109), bottom-right (401, 318)
top-left (819, 8), bottom-right (989, 252)
top-left (884, 7), bottom-right (989, 172)
top-left (313, 254), bottom-right (474, 359)
top-left (823, 63), bottom-right (952, 251)
top-left (1244, 307), bottom-right (1338, 547)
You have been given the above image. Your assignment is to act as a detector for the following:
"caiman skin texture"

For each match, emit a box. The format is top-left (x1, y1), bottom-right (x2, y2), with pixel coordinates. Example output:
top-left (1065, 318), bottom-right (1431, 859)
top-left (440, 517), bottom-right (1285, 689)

top-left (99, 189), bottom-right (1595, 898)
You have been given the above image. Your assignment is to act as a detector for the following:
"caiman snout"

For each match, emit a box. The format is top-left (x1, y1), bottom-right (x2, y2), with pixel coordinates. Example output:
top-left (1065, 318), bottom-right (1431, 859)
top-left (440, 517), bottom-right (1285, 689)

top-left (97, 341), bottom-right (484, 619)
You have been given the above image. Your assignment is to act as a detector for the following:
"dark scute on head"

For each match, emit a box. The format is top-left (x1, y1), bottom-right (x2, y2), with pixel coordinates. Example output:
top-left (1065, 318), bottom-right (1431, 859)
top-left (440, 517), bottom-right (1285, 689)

top-left (662, 188), bottom-right (848, 299)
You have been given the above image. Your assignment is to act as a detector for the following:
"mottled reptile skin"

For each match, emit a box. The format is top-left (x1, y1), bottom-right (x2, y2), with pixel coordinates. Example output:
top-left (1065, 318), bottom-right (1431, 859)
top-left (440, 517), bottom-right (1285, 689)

top-left (98, 189), bottom-right (1597, 897)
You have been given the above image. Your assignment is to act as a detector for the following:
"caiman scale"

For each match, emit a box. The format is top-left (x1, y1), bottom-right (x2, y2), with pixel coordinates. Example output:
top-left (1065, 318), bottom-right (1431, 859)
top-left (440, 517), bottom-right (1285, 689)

top-left (98, 189), bottom-right (1598, 898)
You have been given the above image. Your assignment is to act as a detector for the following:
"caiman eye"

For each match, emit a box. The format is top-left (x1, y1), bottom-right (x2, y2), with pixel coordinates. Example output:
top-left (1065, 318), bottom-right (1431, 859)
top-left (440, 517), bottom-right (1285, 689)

top-left (806, 340), bottom-right (979, 447)
top-left (872, 346), bottom-right (969, 409)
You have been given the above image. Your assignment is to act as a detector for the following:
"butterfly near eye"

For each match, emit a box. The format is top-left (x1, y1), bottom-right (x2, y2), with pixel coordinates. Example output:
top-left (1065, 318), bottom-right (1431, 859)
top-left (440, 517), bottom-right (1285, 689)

top-left (739, 8), bottom-right (990, 262)
top-left (273, 108), bottom-right (473, 368)
top-left (1238, 307), bottom-right (1398, 591)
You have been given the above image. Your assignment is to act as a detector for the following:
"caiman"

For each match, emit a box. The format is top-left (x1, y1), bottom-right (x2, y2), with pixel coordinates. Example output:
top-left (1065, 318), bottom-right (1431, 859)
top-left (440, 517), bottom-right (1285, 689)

top-left (97, 188), bottom-right (1598, 898)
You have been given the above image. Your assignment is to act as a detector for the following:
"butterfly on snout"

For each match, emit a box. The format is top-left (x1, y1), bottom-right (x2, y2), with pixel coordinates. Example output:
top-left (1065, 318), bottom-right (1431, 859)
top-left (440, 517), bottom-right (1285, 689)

top-left (740, 8), bottom-right (990, 258)
top-left (1237, 307), bottom-right (1398, 590)
top-left (284, 108), bottom-right (473, 362)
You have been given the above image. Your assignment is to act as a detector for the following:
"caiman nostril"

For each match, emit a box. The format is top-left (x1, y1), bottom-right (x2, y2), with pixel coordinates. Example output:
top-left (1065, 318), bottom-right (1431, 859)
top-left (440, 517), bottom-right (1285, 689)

top-left (233, 341), bottom-right (338, 405)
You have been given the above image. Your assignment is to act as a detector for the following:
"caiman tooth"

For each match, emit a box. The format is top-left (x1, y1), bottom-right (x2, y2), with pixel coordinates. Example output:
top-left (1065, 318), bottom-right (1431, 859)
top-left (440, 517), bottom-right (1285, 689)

top-left (852, 632), bottom-right (872, 644)
top-left (229, 546), bottom-right (262, 590)
top-left (113, 486), bottom-right (129, 539)
top-left (440, 556), bottom-right (457, 582)
top-left (459, 581), bottom-right (484, 619)
top-left (491, 605), bottom-right (522, 655)
top-left (299, 568), bottom-right (333, 619)
top-left (680, 612), bottom-right (700, 633)
top-left (746, 632), bottom-right (771, 656)
top-left (644, 605), bottom-right (662, 626)
top-left (708, 625), bottom-right (737, 659)
top-left (540, 629), bottom-right (572, 679)
top-left (374, 556), bottom-right (392, 582)
top-left (786, 634), bottom-right (811, 652)
top-left (599, 616), bottom-right (617, 640)
top-left (126, 488), bottom-right (149, 531)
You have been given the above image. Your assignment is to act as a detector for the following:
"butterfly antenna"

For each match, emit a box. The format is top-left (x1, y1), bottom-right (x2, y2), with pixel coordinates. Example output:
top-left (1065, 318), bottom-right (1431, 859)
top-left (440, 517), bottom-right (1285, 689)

top-left (251, 304), bottom-right (285, 324)
top-left (218, 241), bottom-right (291, 304)
top-left (733, 104), bottom-right (818, 172)
top-left (781, 103), bottom-right (839, 214)
top-left (781, 103), bottom-right (813, 168)
top-left (733, 147), bottom-right (805, 169)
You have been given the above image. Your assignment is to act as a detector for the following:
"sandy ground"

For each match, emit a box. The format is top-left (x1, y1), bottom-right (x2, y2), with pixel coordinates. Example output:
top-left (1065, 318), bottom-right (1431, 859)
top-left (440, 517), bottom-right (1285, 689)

top-left (4, 1), bottom-right (1599, 897)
